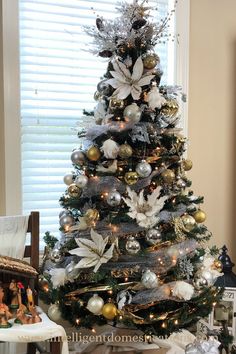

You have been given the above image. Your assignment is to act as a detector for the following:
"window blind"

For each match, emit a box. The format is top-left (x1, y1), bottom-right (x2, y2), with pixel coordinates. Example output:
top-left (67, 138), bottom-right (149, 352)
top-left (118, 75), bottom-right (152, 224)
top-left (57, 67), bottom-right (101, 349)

top-left (19, 0), bottom-right (175, 243)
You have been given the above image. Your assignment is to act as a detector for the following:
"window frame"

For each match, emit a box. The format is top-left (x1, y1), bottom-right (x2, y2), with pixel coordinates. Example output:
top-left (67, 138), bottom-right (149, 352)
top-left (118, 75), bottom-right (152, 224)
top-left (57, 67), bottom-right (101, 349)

top-left (1, 0), bottom-right (190, 216)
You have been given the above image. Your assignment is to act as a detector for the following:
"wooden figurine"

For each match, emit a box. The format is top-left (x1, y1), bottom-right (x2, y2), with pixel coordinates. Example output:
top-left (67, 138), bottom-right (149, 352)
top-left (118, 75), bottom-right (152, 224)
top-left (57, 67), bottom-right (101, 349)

top-left (0, 283), bottom-right (12, 328)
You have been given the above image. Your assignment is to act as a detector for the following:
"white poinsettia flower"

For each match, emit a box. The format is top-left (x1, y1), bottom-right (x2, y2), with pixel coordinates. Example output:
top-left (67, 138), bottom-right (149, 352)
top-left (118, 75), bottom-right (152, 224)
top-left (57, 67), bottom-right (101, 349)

top-left (69, 229), bottom-right (114, 273)
top-left (123, 186), bottom-right (167, 228)
top-left (106, 57), bottom-right (155, 100)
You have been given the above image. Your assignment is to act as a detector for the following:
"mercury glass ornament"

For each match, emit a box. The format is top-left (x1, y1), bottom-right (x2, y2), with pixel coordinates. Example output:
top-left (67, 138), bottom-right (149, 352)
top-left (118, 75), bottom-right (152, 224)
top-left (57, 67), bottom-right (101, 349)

top-left (87, 294), bottom-right (104, 315)
top-left (106, 190), bottom-right (122, 207)
top-left (118, 144), bottom-right (133, 159)
top-left (146, 228), bottom-right (162, 245)
top-left (75, 175), bottom-right (88, 188)
top-left (141, 269), bottom-right (158, 289)
top-left (68, 183), bottom-right (81, 198)
top-left (50, 247), bottom-right (63, 263)
top-left (48, 304), bottom-right (62, 322)
top-left (65, 261), bottom-right (79, 281)
top-left (71, 150), bottom-right (85, 165)
top-left (124, 171), bottom-right (139, 185)
top-left (181, 214), bottom-right (196, 231)
top-left (86, 146), bottom-right (101, 161)
top-left (125, 236), bottom-right (141, 255)
top-left (97, 80), bottom-right (110, 95)
top-left (63, 173), bottom-right (74, 186)
top-left (143, 54), bottom-right (159, 70)
top-left (59, 214), bottom-right (74, 228)
top-left (109, 97), bottom-right (124, 110)
top-left (136, 160), bottom-right (152, 178)
top-left (123, 103), bottom-right (141, 123)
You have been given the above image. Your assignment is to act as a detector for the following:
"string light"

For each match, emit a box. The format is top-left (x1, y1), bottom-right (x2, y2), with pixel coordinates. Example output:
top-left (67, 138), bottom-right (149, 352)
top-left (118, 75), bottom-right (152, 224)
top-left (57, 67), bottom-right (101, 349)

top-left (174, 319), bottom-right (178, 325)
top-left (161, 322), bottom-right (167, 328)
top-left (76, 318), bottom-right (80, 325)
top-left (91, 328), bottom-right (96, 333)
top-left (125, 277), bottom-right (129, 282)
top-left (149, 314), bottom-right (154, 319)
top-left (108, 290), bottom-right (113, 295)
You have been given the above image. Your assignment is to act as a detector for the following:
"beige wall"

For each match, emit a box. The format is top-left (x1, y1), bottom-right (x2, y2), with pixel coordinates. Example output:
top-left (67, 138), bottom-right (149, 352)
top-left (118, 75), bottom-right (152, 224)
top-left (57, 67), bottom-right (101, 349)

top-left (188, 0), bottom-right (236, 258)
top-left (0, 0), bottom-right (6, 215)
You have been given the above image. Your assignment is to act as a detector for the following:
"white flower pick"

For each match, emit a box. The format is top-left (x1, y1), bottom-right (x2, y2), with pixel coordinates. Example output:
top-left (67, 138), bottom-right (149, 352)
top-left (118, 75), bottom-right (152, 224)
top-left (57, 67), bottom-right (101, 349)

top-left (123, 186), bottom-right (168, 228)
top-left (106, 57), bottom-right (155, 100)
top-left (70, 229), bottom-right (115, 273)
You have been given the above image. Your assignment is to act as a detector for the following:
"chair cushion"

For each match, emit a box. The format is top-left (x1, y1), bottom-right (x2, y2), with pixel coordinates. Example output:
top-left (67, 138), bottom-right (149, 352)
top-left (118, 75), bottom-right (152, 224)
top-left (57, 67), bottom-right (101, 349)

top-left (0, 255), bottom-right (38, 277)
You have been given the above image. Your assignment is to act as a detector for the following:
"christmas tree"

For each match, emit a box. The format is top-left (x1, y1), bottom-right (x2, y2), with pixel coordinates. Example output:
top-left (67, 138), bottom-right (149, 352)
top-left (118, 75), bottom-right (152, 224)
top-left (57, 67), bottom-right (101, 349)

top-left (40, 0), bottom-right (223, 337)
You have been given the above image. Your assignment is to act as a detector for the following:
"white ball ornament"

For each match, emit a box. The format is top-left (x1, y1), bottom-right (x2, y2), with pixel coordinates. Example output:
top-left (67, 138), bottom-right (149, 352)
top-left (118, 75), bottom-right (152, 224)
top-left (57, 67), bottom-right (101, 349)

top-left (123, 103), bottom-right (141, 123)
top-left (141, 270), bottom-right (158, 289)
top-left (48, 304), bottom-right (62, 322)
top-left (136, 160), bottom-right (152, 178)
top-left (75, 175), bottom-right (88, 188)
top-left (106, 190), bottom-right (122, 206)
top-left (86, 294), bottom-right (104, 315)
top-left (63, 173), bottom-right (74, 186)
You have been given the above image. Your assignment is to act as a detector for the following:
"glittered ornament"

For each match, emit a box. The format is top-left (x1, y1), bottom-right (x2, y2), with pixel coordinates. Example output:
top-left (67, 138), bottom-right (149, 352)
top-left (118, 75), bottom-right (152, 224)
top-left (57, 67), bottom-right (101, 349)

top-left (136, 160), bottom-right (152, 178)
top-left (125, 236), bottom-right (141, 255)
top-left (102, 303), bottom-right (117, 320)
top-left (124, 171), bottom-right (139, 185)
top-left (48, 304), bottom-right (62, 322)
top-left (141, 269), bottom-right (158, 289)
top-left (109, 97), bottom-right (125, 110)
top-left (160, 98), bottom-right (179, 117)
top-left (86, 146), bottom-right (101, 161)
top-left (71, 150), bottom-right (85, 165)
top-left (63, 173), bottom-right (74, 186)
top-left (143, 54), bottom-right (159, 70)
top-left (181, 214), bottom-right (196, 231)
top-left (123, 103), bottom-right (141, 123)
top-left (183, 159), bottom-right (193, 171)
top-left (97, 80), bottom-right (110, 96)
top-left (84, 209), bottom-right (100, 225)
top-left (68, 184), bottom-right (81, 198)
top-left (146, 228), bottom-right (162, 245)
top-left (161, 169), bottom-right (175, 184)
top-left (106, 190), bottom-right (122, 206)
top-left (118, 144), bottom-right (133, 159)
top-left (193, 210), bottom-right (206, 223)
top-left (75, 175), bottom-right (88, 188)
top-left (87, 294), bottom-right (104, 315)
top-left (59, 214), bottom-right (74, 228)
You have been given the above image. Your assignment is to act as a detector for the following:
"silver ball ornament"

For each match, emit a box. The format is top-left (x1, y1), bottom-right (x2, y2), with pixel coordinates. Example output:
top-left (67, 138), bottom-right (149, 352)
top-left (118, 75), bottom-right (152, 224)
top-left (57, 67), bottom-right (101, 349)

top-left (146, 228), bottom-right (162, 245)
top-left (50, 247), bottom-right (63, 263)
top-left (48, 304), bottom-right (62, 322)
top-left (71, 150), bottom-right (85, 165)
top-left (136, 160), bottom-right (152, 178)
top-left (86, 294), bottom-right (104, 315)
top-left (59, 214), bottom-right (74, 228)
top-left (123, 103), bottom-right (141, 123)
top-left (141, 270), bottom-right (158, 289)
top-left (97, 80), bottom-right (110, 95)
top-left (63, 173), bottom-right (74, 186)
top-left (65, 261), bottom-right (79, 281)
top-left (75, 175), bottom-right (88, 188)
top-left (59, 209), bottom-right (70, 219)
top-left (106, 190), bottom-right (122, 206)
top-left (125, 236), bottom-right (141, 255)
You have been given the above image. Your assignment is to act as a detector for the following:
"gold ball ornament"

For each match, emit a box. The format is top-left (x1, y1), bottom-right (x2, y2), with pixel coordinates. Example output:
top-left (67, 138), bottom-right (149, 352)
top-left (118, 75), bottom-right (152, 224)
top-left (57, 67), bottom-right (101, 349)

top-left (102, 303), bottom-right (118, 320)
top-left (68, 183), bottom-right (81, 198)
top-left (160, 98), bottom-right (179, 117)
top-left (193, 209), bottom-right (206, 223)
top-left (118, 144), bottom-right (133, 159)
top-left (161, 169), bottom-right (175, 184)
top-left (124, 171), bottom-right (139, 185)
top-left (181, 214), bottom-right (196, 231)
top-left (183, 159), bottom-right (193, 171)
top-left (86, 146), bottom-right (101, 161)
top-left (212, 260), bottom-right (223, 272)
top-left (143, 54), bottom-right (159, 70)
top-left (85, 208), bottom-right (100, 225)
top-left (109, 97), bottom-right (125, 110)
